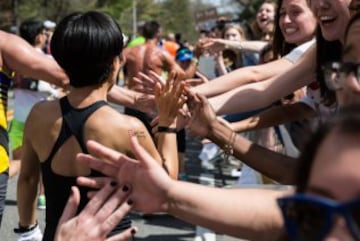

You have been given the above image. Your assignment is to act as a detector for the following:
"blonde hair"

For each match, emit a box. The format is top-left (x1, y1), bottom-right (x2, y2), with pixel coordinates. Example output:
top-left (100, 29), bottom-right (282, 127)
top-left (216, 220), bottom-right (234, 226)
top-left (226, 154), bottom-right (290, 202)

top-left (222, 24), bottom-right (246, 40)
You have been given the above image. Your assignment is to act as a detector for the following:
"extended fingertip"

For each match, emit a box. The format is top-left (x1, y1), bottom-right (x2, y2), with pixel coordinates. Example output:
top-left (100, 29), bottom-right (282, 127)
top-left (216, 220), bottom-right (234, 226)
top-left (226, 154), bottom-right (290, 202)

top-left (70, 186), bottom-right (75, 196)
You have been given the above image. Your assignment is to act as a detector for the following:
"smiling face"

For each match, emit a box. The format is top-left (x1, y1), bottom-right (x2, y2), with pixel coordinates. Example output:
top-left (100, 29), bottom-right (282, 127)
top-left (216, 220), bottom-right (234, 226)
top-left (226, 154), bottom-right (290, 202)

top-left (305, 129), bottom-right (360, 240)
top-left (309, 0), bottom-right (351, 42)
top-left (279, 0), bottom-right (317, 45)
top-left (256, 2), bottom-right (276, 32)
top-left (224, 27), bottom-right (244, 41)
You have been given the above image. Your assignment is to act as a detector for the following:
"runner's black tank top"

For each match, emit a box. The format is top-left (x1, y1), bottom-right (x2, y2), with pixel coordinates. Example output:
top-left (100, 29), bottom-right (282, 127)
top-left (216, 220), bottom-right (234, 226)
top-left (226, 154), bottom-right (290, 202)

top-left (41, 96), bottom-right (131, 241)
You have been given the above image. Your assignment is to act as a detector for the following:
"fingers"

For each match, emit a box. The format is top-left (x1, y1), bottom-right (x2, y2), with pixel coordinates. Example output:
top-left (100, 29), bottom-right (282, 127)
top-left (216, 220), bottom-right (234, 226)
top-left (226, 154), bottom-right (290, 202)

top-left (186, 90), bottom-right (201, 111)
top-left (77, 176), bottom-right (111, 190)
top-left (149, 71), bottom-right (165, 87)
top-left (132, 77), bottom-right (143, 86)
top-left (106, 227), bottom-right (137, 241)
top-left (195, 72), bottom-right (209, 83)
top-left (185, 78), bottom-right (203, 86)
top-left (154, 81), bottom-right (162, 98)
top-left (174, 82), bottom-right (186, 108)
top-left (132, 74), bottom-right (157, 95)
top-left (100, 185), bottom-right (133, 233)
top-left (76, 153), bottom-right (120, 178)
top-left (96, 184), bottom-right (131, 223)
top-left (195, 93), bottom-right (208, 104)
top-left (86, 140), bottom-right (123, 162)
top-left (168, 70), bottom-right (177, 88)
top-left (78, 182), bottom-right (116, 219)
top-left (57, 186), bottom-right (80, 226)
top-left (138, 72), bottom-right (156, 86)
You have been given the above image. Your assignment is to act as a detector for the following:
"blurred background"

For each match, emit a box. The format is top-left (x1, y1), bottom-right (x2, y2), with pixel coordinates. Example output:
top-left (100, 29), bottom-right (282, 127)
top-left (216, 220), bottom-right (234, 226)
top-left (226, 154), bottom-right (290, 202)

top-left (0, 0), bottom-right (274, 44)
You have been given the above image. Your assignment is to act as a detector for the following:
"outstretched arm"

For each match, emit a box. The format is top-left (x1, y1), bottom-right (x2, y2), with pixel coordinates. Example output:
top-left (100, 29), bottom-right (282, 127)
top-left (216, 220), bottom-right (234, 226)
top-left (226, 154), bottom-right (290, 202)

top-left (230, 102), bottom-right (316, 133)
top-left (77, 137), bottom-right (287, 241)
top-left (209, 46), bottom-right (316, 115)
top-left (191, 57), bottom-right (294, 97)
top-left (204, 38), bottom-right (268, 53)
top-left (187, 92), bottom-right (298, 184)
top-left (153, 73), bottom-right (186, 179)
top-left (0, 31), bottom-right (68, 87)
top-left (107, 85), bottom-right (156, 114)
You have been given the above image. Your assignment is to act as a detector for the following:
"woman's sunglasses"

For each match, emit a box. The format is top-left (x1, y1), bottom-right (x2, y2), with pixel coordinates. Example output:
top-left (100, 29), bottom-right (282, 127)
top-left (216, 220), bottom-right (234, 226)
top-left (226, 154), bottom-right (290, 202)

top-left (277, 194), bottom-right (360, 241)
top-left (322, 62), bottom-right (360, 91)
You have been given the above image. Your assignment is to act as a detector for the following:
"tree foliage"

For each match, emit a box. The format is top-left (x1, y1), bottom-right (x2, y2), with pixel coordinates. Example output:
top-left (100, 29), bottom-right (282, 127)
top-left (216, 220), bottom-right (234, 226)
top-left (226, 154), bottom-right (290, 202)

top-left (0, 0), bottom-right (13, 30)
top-left (157, 0), bottom-right (197, 42)
top-left (0, 0), bottom-right (253, 43)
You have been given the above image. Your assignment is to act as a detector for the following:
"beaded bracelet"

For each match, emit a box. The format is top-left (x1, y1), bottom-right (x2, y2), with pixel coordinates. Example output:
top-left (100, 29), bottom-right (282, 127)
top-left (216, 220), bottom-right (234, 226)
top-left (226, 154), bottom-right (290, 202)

top-left (223, 131), bottom-right (236, 163)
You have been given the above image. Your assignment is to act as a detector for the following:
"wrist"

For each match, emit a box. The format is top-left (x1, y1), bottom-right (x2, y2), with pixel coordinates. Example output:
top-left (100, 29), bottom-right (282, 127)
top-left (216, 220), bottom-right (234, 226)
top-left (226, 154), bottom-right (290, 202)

top-left (157, 178), bottom-right (176, 213)
top-left (165, 179), bottom-right (183, 213)
top-left (207, 119), bottom-right (231, 142)
top-left (158, 118), bottom-right (176, 128)
top-left (157, 126), bottom-right (177, 133)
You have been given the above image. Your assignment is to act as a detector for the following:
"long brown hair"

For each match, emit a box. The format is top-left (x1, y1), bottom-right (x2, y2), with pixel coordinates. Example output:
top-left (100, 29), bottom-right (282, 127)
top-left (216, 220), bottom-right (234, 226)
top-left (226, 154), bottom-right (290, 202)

top-left (272, 0), bottom-right (297, 57)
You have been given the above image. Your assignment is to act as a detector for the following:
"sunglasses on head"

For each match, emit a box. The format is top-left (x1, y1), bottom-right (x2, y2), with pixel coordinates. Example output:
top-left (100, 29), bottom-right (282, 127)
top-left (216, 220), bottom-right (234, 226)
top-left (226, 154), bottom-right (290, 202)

top-left (322, 62), bottom-right (360, 91)
top-left (277, 194), bottom-right (360, 241)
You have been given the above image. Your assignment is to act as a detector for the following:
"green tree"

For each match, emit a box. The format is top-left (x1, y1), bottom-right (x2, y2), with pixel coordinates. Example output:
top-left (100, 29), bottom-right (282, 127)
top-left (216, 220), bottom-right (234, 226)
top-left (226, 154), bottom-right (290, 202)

top-left (158, 0), bottom-right (197, 43)
top-left (0, 0), bottom-right (14, 30)
top-left (117, 0), bottom-right (162, 37)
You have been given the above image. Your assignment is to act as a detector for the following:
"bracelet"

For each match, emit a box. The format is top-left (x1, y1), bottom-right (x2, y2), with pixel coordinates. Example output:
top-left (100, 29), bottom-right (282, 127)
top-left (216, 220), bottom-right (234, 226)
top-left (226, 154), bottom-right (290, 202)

top-left (157, 126), bottom-right (177, 133)
top-left (223, 131), bottom-right (236, 162)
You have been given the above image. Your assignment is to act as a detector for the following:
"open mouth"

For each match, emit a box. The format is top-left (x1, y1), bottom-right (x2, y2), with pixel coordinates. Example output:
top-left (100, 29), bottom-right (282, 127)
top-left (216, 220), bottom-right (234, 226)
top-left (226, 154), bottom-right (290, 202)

top-left (259, 16), bottom-right (269, 25)
top-left (284, 28), bottom-right (297, 34)
top-left (319, 16), bottom-right (337, 26)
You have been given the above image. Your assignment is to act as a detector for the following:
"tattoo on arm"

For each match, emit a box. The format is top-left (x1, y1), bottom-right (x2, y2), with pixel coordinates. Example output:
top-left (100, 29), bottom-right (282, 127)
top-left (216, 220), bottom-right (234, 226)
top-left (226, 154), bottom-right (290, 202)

top-left (134, 131), bottom-right (146, 139)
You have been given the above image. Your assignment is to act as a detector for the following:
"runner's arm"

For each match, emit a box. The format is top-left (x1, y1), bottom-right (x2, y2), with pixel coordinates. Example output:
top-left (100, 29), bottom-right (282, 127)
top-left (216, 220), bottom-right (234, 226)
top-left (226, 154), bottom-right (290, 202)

top-left (0, 31), bottom-right (68, 87)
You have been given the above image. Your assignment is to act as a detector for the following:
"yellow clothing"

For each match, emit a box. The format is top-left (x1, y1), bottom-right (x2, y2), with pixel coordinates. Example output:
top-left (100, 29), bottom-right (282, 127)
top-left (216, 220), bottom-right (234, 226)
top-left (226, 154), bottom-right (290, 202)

top-left (0, 67), bottom-right (14, 173)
